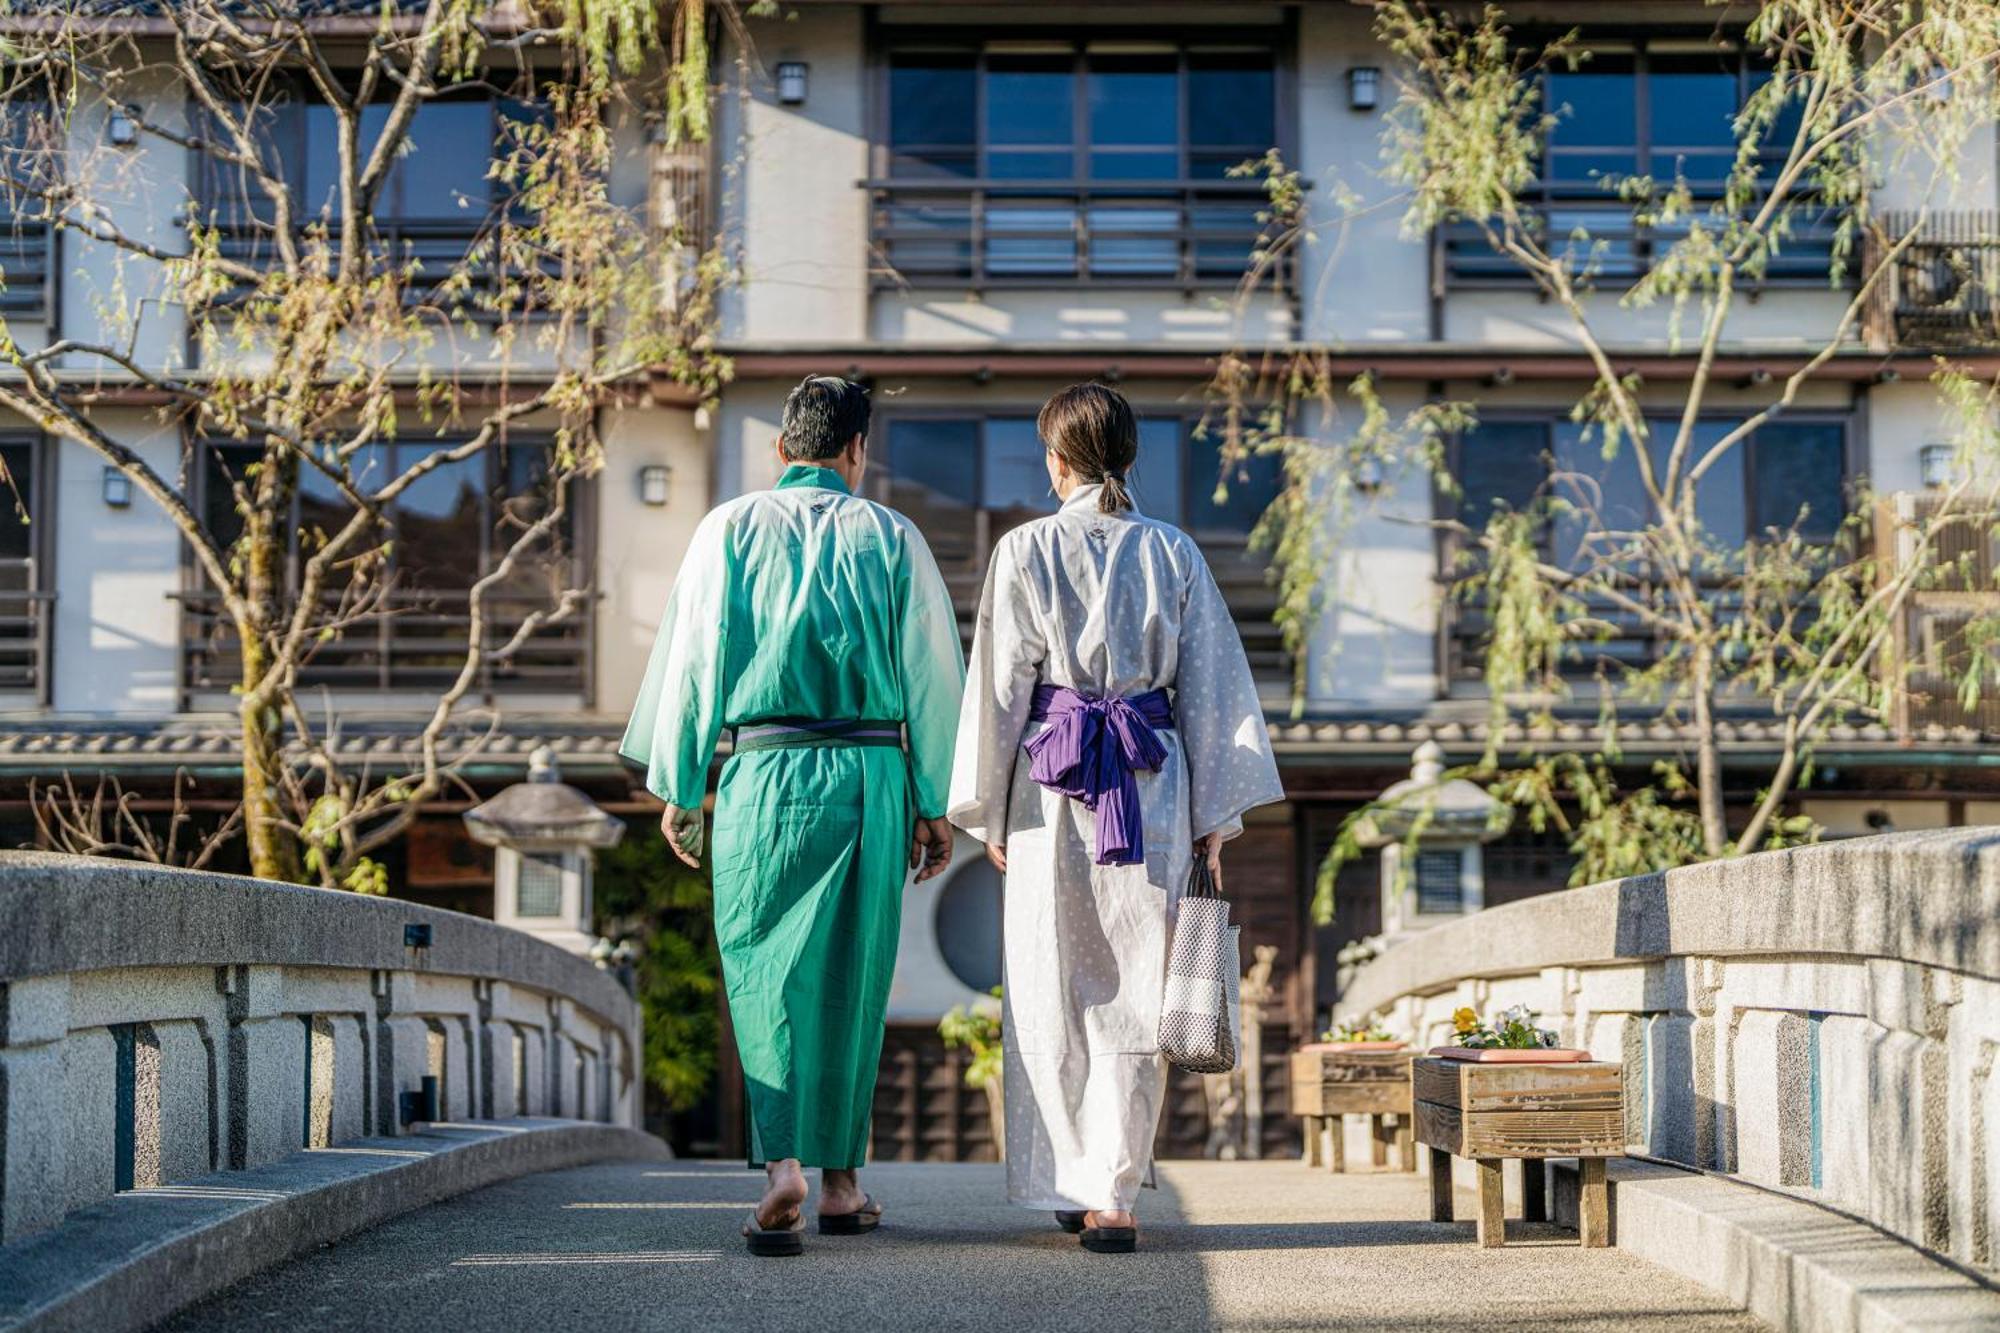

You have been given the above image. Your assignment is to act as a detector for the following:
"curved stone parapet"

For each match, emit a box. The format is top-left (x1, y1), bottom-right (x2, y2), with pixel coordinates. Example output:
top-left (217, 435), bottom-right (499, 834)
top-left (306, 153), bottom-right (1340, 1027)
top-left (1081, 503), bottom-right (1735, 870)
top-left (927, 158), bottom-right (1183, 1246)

top-left (0, 853), bottom-right (642, 1245)
top-left (1335, 828), bottom-right (2000, 1283)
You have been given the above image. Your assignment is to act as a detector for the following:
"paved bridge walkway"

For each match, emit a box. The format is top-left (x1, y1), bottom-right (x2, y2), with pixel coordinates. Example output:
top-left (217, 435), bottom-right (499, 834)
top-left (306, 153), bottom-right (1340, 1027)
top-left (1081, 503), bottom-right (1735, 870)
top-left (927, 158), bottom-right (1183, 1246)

top-left (163, 1159), bottom-right (1765, 1332)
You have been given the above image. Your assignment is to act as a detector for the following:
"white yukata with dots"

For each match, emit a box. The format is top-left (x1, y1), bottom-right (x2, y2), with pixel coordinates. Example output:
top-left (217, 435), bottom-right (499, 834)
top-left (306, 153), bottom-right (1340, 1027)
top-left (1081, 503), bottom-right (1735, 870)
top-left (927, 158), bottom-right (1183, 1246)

top-left (946, 484), bottom-right (1285, 1212)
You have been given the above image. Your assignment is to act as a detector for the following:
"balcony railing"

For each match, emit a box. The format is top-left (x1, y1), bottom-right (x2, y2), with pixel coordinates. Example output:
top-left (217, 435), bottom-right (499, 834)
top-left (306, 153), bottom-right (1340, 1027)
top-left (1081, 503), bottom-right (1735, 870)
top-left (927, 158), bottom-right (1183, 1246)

top-left (0, 215), bottom-right (52, 320)
top-left (1865, 212), bottom-right (2000, 350)
top-left (177, 587), bottom-right (591, 699)
top-left (1435, 199), bottom-right (1841, 290)
top-left (201, 218), bottom-right (554, 320)
top-left (1880, 490), bottom-right (2000, 732)
top-left (0, 559), bottom-right (52, 701)
top-left (866, 178), bottom-right (1291, 295)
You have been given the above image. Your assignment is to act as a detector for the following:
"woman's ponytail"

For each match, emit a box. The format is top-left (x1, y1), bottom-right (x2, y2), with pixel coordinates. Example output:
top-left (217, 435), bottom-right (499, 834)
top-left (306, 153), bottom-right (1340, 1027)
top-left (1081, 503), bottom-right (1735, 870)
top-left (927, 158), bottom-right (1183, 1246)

top-left (1038, 383), bottom-right (1141, 513)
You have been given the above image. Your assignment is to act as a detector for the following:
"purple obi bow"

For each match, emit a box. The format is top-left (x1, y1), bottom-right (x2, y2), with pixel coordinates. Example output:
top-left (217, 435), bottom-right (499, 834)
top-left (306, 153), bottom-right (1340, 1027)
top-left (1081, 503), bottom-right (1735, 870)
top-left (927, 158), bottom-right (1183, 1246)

top-left (1023, 683), bottom-right (1174, 866)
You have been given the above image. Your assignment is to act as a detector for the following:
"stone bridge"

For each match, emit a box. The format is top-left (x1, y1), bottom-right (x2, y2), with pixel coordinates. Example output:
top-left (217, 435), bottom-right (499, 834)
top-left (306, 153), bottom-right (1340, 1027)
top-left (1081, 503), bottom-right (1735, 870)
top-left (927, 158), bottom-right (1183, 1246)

top-left (2, 835), bottom-right (1998, 1331)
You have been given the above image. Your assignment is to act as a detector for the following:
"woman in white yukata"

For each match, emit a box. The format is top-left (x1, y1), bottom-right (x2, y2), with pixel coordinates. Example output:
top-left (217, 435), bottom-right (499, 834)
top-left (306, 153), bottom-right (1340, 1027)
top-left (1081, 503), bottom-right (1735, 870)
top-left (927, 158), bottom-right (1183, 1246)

top-left (946, 383), bottom-right (1285, 1254)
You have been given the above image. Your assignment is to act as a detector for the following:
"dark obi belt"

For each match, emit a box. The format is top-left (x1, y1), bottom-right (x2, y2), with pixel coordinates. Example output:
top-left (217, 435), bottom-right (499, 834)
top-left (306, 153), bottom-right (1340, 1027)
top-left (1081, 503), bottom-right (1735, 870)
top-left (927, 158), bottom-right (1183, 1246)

top-left (731, 718), bottom-right (905, 752)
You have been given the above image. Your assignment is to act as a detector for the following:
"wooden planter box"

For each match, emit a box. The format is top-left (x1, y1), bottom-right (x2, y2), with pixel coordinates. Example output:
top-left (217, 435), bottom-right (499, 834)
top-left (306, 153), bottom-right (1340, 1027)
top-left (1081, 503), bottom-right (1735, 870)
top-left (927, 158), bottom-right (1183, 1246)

top-left (1411, 1055), bottom-right (1624, 1248)
top-left (1289, 1046), bottom-right (1416, 1172)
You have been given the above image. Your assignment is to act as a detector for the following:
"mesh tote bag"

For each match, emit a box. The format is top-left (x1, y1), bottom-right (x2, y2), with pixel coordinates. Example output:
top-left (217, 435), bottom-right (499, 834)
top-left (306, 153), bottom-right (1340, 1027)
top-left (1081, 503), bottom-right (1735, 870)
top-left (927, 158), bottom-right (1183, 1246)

top-left (1157, 857), bottom-right (1241, 1074)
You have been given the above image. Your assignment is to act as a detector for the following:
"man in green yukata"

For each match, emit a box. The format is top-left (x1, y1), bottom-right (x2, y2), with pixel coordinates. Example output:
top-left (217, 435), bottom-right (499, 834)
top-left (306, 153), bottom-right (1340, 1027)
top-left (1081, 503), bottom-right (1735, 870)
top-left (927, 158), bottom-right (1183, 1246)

top-left (621, 376), bottom-right (963, 1255)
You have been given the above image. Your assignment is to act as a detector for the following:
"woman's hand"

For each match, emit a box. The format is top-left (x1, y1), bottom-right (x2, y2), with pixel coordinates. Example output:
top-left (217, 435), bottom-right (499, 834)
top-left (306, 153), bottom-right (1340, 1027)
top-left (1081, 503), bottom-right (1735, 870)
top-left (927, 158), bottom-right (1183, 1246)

top-left (984, 840), bottom-right (1007, 874)
top-left (1195, 832), bottom-right (1223, 891)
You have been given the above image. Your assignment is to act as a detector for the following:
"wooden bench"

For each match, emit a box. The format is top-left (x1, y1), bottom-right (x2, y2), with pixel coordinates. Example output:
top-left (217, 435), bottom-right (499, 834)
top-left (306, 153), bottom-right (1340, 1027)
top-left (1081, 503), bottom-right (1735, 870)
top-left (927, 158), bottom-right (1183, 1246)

top-left (1410, 1055), bottom-right (1624, 1247)
top-left (1289, 1046), bottom-right (1416, 1172)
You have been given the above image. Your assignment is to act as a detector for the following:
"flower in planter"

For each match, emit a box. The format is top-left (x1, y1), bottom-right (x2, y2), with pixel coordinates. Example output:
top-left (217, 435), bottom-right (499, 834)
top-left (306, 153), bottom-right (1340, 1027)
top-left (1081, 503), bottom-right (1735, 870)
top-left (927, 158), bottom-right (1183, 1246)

top-left (1452, 1004), bottom-right (1561, 1050)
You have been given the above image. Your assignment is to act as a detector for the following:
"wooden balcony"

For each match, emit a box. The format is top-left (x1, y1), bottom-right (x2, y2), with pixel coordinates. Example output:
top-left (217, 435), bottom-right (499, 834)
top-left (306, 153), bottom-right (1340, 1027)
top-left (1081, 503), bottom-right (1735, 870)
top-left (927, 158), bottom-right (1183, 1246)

top-left (1877, 490), bottom-right (2000, 733)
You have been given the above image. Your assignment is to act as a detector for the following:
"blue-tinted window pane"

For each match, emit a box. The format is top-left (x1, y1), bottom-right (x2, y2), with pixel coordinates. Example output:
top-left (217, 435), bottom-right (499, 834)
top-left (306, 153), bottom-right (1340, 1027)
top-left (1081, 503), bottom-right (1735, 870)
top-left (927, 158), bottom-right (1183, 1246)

top-left (1649, 53), bottom-right (1740, 151)
top-left (1672, 418), bottom-right (1747, 546)
top-left (393, 101), bottom-right (499, 219)
top-left (986, 58), bottom-right (1074, 167)
top-left (1190, 53), bottom-right (1275, 151)
top-left (396, 446), bottom-right (483, 591)
top-left (987, 151), bottom-right (1073, 181)
top-left (1753, 422), bottom-right (1846, 540)
top-left (1088, 54), bottom-right (1176, 181)
top-left (1130, 417), bottom-right (1185, 521)
top-left (985, 417), bottom-right (1057, 540)
top-left (885, 419), bottom-right (980, 565)
top-left (985, 206), bottom-right (1077, 274)
top-left (1546, 58), bottom-right (1636, 147)
top-left (891, 54), bottom-right (976, 153)
top-left (1088, 205), bottom-right (1178, 275)
top-left (1457, 420), bottom-right (1549, 532)
top-left (1188, 430), bottom-right (1280, 536)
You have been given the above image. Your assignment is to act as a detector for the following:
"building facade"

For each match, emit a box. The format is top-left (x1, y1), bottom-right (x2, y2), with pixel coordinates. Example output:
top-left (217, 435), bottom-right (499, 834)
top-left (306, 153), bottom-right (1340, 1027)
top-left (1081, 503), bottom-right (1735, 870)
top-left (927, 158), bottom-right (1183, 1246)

top-left (4, 0), bottom-right (1997, 1158)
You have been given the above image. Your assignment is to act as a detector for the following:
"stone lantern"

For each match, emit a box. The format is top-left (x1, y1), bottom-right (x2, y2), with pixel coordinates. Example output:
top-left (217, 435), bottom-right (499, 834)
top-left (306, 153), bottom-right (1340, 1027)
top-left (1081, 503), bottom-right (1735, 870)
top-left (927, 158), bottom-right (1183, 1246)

top-left (1354, 741), bottom-right (1511, 937)
top-left (463, 747), bottom-right (626, 956)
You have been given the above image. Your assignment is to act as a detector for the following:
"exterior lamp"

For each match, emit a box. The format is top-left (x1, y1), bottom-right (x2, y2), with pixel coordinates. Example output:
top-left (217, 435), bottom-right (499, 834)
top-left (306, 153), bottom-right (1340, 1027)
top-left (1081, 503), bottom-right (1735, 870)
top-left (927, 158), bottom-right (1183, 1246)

top-left (1348, 66), bottom-right (1381, 112)
top-left (463, 747), bottom-right (627, 957)
top-left (777, 62), bottom-right (809, 106)
top-left (101, 467), bottom-right (132, 508)
top-left (107, 107), bottom-right (138, 147)
top-left (1919, 443), bottom-right (1956, 489)
top-left (639, 464), bottom-right (671, 507)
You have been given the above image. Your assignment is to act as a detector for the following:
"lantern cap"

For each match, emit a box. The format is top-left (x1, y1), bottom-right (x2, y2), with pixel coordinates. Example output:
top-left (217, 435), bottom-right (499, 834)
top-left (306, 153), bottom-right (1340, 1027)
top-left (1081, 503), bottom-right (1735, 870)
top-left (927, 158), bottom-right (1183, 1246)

top-left (1354, 741), bottom-right (1511, 847)
top-left (463, 748), bottom-right (627, 850)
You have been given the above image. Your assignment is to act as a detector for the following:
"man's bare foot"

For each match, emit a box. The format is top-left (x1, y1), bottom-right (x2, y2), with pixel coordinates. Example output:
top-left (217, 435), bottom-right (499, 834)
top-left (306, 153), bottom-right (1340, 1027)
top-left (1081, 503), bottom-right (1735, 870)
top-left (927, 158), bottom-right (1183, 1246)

top-left (756, 1158), bottom-right (807, 1229)
top-left (819, 1167), bottom-right (875, 1218)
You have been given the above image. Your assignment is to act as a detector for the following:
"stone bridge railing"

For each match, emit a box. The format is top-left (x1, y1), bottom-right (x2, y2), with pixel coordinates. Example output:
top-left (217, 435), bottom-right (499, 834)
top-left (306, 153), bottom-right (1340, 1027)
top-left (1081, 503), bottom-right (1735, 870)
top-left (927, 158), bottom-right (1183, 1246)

top-left (1335, 828), bottom-right (2000, 1282)
top-left (0, 852), bottom-right (641, 1245)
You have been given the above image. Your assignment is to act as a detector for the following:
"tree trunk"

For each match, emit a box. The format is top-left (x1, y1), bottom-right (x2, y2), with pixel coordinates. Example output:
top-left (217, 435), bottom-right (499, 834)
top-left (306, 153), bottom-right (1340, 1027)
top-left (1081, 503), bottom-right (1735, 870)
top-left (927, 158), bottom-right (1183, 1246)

top-left (1691, 647), bottom-right (1728, 858)
top-left (238, 449), bottom-right (302, 884)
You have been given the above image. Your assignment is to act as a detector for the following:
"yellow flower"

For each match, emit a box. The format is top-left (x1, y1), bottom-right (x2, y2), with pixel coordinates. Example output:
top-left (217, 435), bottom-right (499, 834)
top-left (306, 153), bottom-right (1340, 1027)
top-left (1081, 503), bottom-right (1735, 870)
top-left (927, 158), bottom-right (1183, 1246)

top-left (1453, 1006), bottom-right (1479, 1034)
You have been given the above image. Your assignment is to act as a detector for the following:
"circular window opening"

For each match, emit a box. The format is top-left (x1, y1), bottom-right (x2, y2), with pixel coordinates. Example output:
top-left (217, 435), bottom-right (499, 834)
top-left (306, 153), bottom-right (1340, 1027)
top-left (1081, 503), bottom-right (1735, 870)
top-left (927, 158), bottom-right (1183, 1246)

top-left (932, 856), bottom-right (1001, 994)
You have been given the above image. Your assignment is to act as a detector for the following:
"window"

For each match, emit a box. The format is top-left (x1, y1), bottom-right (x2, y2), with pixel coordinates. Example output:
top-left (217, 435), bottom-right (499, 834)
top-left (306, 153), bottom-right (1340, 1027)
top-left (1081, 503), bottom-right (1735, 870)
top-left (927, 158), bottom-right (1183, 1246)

top-left (1442, 37), bottom-right (1829, 285)
top-left (515, 852), bottom-right (566, 918)
top-left (183, 436), bottom-right (587, 695)
top-left (0, 83), bottom-right (59, 319)
top-left (874, 37), bottom-right (1284, 288)
top-left (1454, 414), bottom-right (1848, 556)
top-left (879, 412), bottom-right (1280, 574)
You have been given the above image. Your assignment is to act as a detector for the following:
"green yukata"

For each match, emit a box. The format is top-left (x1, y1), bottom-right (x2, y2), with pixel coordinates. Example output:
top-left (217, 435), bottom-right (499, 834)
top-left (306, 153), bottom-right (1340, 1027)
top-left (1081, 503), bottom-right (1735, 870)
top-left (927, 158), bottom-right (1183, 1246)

top-left (621, 464), bottom-right (962, 1168)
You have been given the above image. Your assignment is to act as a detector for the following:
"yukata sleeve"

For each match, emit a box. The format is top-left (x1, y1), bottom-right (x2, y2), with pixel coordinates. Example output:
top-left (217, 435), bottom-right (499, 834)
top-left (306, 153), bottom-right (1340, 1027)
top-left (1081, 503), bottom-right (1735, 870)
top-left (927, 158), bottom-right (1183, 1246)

top-left (946, 530), bottom-right (1044, 846)
top-left (1173, 538), bottom-right (1285, 844)
top-left (619, 506), bottom-right (733, 807)
top-left (894, 521), bottom-right (966, 820)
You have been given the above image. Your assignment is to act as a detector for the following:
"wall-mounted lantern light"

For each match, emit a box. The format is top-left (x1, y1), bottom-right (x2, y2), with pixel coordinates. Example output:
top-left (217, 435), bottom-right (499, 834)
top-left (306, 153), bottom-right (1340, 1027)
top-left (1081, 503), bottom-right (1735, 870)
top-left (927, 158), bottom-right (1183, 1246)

top-left (639, 464), bottom-right (672, 507)
top-left (101, 467), bottom-right (132, 508)
top-left (107, 107), bottom-right (138, 147)
top-left (777, 62), bottom-right (809, 106)
top-left (1348, 66), bottom-right (1381, 112)
top-left (1920, 443), bottom-right (1956, 489)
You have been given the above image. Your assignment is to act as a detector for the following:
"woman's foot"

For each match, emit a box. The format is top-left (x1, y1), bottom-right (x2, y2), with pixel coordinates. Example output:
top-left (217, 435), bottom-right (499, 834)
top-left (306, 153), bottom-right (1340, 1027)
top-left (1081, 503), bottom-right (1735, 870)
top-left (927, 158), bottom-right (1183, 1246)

top-left (1079, 1209), bottom-right (1137, 1253)
top-left (755, 1158), bottom-right (808, 1230)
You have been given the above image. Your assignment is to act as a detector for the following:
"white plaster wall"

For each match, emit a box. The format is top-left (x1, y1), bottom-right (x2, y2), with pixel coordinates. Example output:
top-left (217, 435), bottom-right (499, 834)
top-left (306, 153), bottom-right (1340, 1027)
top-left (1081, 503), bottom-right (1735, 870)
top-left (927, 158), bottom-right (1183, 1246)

top-left (873, 292), bottom-right (1292, 346)
top-left (720, 8), bottom-right (870, 345)
top-left (595, 401), bottom-right (707, 717)
top-left (49, 411), bottom-right (185, 714)
top-left (1296, 4), bottom-right (1431, 345)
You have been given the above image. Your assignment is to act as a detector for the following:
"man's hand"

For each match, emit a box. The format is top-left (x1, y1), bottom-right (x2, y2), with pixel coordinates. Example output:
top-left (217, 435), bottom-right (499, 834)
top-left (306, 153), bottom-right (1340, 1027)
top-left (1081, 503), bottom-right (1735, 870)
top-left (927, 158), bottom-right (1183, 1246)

top-left (909, 816), bottom-right (955, 883)
top-left (661, 804), bottom-right (705, 869)
top-left (1195, 832), bottom-right (1224, 891)
top-left (984, 840), bottom-right (1007, 874)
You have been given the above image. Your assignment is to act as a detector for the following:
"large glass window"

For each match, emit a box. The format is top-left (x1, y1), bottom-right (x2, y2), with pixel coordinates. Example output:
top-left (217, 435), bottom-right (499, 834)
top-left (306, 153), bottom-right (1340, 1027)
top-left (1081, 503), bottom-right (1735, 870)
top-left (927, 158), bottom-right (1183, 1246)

top-left (877, 38), bottom-right (1282, 287)
top-left (189, 436), bottom-right (584, 693)
top-left (1455, 415), bottom-right (1846, 557)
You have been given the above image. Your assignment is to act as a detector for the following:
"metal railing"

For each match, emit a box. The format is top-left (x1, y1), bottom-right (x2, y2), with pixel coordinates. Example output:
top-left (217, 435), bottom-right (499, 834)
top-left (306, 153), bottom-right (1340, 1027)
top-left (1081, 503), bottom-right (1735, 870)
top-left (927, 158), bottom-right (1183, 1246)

top-left (1435, 198), bottom-right (1841, 289)
top-left (0, 559), bottom-right (52, 700)
top-left (201, 218), bottom-right (556, 320)
top-left (1865, 211), bottom-right (2000, 349)
top-left (177, 586), bottom-right (590, 697)
top-left (866, 178), bottom-right (1290, 294)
